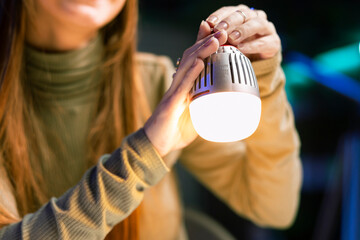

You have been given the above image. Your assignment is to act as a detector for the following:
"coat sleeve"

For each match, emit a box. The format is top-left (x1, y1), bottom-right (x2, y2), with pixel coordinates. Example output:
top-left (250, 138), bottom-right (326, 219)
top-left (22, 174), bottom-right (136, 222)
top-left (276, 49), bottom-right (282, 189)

top-left (0, 129), bottom-right (169, 239)
top-left (179, 53), bottom-right (302, 229)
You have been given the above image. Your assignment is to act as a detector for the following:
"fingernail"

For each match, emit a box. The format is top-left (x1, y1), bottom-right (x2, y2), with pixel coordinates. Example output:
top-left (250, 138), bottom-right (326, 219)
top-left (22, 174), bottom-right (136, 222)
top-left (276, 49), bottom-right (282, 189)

top-left (214, 30), bottom-right (223, 39)
top-left (215, 21), bottom-right (228, 31)
top-left (204, 37), bottom-right (214, 46)
top-left (229, 31), bottom-right (241, 41)
top-left (206, 16), bottom-right (218, 24)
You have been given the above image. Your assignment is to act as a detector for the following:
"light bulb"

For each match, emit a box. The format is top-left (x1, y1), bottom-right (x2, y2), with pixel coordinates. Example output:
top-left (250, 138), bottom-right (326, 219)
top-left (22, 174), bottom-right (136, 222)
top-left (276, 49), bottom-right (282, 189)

top-left (189, 45), bottom-right (261, 142)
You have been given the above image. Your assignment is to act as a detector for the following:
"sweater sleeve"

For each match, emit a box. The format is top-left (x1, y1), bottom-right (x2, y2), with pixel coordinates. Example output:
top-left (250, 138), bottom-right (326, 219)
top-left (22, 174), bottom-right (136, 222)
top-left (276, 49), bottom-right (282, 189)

top-left (0, 129), bottom-right (169, 239)
top-left (179, 52), bottom-right (302, 229)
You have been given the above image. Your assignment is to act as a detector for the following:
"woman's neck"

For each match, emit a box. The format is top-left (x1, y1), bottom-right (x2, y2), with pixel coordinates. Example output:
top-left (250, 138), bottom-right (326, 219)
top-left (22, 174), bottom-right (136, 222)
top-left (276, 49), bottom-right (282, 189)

top-left (26, 12), bottom-right (98, 52)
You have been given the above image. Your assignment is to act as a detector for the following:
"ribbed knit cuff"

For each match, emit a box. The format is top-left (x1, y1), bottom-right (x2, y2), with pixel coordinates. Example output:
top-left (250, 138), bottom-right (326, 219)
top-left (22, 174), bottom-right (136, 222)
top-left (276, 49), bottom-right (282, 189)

top-left (252, 52), bottom-right (284, 98)
top-left (252, 52), bottom-right (282, 76)
top-left (103, 128), bottom-right (169, 187)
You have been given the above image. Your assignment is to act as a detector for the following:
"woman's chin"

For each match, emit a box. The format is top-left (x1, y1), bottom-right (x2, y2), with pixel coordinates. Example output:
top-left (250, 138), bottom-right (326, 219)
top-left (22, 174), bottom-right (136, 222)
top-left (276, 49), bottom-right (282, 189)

top-left (61, 2), bottom-right (118, 28)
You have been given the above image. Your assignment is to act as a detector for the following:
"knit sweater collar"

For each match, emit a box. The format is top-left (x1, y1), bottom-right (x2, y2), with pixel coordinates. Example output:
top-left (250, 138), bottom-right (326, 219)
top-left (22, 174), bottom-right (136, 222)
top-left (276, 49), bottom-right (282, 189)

top-left (25, 35), bottom-right (103, 105)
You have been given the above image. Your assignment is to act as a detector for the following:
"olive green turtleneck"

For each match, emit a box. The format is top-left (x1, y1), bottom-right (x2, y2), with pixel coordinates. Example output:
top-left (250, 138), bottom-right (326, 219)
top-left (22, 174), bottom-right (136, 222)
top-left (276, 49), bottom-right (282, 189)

top-left (1, 39), bottom-right (170, 239)
top-left (1, 40), bottom-right (301, 239)
top-left (25, 36), bottom-right (103, 197)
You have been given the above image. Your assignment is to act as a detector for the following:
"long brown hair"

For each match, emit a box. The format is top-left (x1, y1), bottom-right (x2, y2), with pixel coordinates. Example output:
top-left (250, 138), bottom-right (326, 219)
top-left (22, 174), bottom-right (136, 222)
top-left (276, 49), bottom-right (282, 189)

top-left (0, 0), bottom-right (149, 239)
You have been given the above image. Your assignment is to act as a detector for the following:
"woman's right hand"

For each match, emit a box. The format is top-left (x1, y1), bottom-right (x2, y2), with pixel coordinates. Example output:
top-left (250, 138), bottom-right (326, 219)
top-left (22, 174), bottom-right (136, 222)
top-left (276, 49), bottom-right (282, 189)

top-left (144, 30), bottom-right (227, 161)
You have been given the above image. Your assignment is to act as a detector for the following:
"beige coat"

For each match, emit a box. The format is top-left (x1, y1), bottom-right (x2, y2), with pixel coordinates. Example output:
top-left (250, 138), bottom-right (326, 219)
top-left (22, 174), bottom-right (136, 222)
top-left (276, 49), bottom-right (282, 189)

top-left (0, 46), bottom-right (301, 239)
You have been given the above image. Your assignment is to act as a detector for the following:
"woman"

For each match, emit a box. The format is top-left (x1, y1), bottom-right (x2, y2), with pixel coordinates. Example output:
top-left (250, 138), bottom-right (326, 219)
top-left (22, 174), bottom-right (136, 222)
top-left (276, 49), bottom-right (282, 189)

top-left (0, 0), bottom-right (301, 239)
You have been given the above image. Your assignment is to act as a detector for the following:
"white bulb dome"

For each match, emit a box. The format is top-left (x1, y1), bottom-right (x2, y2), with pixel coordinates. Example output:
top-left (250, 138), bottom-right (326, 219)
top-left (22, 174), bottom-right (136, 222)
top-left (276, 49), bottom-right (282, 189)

top-left (190, 92), bottom-right (261, 142)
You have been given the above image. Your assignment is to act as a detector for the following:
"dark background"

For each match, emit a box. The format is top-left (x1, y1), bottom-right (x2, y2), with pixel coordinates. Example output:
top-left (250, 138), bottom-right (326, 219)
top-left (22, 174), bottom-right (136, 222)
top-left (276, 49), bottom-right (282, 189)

top-left (137, 1), bottom-right (360, 239)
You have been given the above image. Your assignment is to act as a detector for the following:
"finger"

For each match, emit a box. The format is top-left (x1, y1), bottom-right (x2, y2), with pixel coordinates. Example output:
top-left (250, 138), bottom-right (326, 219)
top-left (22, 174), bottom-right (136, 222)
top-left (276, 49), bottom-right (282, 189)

top-left (206, 6), bottom-right (240, 27)
top-left (169, 31), bottom-right (226, 94)
top-left (175, 58), bottom-right (204, 98)
top-left (189, 30), bottom-right (227, 58)
top-left (213, 8), bottom-right (257, 33)
top-left (237, 34), bottom-right (280, 59)
top-left (178, 30), bottom-right (226, 72)
top-left (163, 58), bottom-right (204, 119)
top-left (228, 18), bottom-right (276, 45)
top-left (196, 20), bottom-right (212, 41)
top-left (173, 34), bottom-right (221, 86)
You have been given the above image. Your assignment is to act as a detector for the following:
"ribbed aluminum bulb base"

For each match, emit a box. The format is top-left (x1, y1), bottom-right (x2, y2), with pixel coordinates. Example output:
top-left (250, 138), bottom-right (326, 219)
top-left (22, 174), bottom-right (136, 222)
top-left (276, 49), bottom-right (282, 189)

top-left (189, 45), bottom-right (261, 142)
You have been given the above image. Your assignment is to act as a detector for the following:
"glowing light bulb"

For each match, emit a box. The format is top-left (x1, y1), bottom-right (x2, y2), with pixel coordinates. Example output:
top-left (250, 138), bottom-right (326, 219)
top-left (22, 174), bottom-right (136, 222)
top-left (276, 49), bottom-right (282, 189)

top-left (189, 45), bottom-right (261, 142)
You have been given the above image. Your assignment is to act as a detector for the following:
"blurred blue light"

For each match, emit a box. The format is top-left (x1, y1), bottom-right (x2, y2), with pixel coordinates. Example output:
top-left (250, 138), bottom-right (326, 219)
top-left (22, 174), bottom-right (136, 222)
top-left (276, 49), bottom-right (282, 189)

top-left (284, 51), bottom-right (360, 104)
top-left (315, 43), bottom-right (360, 73)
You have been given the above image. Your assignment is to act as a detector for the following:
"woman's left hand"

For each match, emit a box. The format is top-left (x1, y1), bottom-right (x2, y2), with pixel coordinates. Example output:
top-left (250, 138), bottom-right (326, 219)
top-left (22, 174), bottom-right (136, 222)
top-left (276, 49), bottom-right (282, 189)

top-left (198, 4), bottom-right (281, 60)
top-left (144, 30), bottom-right (227, 162)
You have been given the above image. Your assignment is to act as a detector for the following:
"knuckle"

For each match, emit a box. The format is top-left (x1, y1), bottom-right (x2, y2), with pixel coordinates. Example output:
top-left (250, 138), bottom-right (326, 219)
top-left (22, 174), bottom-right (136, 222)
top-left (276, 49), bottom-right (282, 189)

top-left (248, 10), bottom-right (257, 19)
top-left (245, 20), bottom-right (258, 33)
top-left (253, 19), bottom-right (264, 29)
top-left (237, 4), bottom-right (249, 9)
top-left (219, 6), bottom-right (231, 12)
top-left (275, 35), bottom-right (281, 46)
top-left (264, 36), bottom-right (280, 53)
top-left (268, 22), bottom-right (276, 32)
top-left (257, 10), bottom-right (267, 19)
top-left (276, 34), bottom-right (281, 43)
top-left (256, 17), bottom-right (267, 25)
